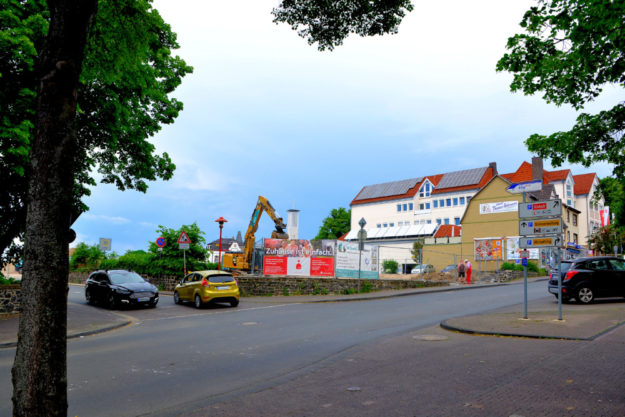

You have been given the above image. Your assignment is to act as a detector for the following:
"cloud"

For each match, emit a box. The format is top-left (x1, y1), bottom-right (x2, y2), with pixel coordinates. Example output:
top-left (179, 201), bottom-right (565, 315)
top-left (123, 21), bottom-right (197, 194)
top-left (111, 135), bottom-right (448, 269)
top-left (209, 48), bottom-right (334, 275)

top-left (81, 213), bottom-right (131, 225)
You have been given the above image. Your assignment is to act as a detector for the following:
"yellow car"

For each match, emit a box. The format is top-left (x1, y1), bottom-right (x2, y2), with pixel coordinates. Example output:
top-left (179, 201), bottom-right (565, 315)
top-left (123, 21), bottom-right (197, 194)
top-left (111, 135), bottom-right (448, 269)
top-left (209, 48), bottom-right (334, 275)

top-left (173, 270), bottom-right (240, 308)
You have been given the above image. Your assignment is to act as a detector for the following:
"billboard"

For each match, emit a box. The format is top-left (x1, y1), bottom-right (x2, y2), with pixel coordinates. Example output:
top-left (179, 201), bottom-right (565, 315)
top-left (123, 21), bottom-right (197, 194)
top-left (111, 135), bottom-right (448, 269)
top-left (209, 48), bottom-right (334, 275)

top-left (335, 241), bottom-right (379, 279)
top-left (263, 239), bottom-right (335, 277)
top-left (474, 238), bottom-right (503, 261)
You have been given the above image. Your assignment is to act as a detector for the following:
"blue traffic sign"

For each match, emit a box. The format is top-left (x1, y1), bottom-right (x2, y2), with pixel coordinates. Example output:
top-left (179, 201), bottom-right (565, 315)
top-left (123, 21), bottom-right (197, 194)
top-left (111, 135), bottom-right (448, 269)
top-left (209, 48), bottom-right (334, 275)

top-left (156, 236), bottom-right (166, 248)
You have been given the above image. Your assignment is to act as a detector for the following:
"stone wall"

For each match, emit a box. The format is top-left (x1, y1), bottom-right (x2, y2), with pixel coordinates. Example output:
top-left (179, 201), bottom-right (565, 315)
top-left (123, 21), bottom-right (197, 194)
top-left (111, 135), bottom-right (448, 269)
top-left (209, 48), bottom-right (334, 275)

top-left (0, 285), bottom-right (21, 315)
top-left (68, 272), bottom-right (446, 295)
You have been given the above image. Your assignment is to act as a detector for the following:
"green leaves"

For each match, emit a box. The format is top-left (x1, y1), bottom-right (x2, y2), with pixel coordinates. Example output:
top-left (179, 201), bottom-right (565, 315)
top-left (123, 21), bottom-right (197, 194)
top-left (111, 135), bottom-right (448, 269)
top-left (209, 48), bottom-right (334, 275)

top-left (272, 0), bottom-right (414, 51)
top-left (498, 0), bottom-right (625, 178)
top-left (315, 207), bottom-right (351, 239)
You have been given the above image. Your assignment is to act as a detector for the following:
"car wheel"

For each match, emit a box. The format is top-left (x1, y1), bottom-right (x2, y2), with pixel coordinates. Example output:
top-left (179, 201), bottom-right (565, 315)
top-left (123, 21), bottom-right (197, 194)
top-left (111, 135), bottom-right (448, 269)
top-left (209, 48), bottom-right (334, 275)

top-left (194, 294), bottom-right (203, 309)
top-left (576, 287), bottom-right (594, 304)
top-left (85, 289), bottom-right (95, 305)
top-left (174, 291), bottom-right (181, 305)
top-left (108, 294), bottom-right (117, 309)
top-left (230, 299), bottom-right (239, 307)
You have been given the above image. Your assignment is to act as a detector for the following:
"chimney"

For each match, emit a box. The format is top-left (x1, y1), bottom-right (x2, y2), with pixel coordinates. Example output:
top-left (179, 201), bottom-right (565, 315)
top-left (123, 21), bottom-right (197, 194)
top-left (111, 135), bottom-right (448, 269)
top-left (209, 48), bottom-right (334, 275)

top-left (287, 209), bottom-right (300, 240)
top-left (488, 162), bottom-right (498, 176)
top-left (532, 157), bottom-right (543, 181)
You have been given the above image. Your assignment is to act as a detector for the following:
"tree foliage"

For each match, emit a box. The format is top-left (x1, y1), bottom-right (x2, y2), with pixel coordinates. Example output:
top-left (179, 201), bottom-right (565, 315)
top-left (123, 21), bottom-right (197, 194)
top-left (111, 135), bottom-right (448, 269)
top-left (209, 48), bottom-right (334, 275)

top-left (69, 242), bottom-right (107, 271)
top-left (315, 207), bottom-right (351, 239)
top-left (0, 0), bottom-right (193, 268)
top-left (410, 239), bottom-right (423, 263)
top-left (272, 0), bottom-right (414, 51)
top-left (588, 224), bottom-right (625, 255)
top-left (496, 0), bottom-right (625, 177)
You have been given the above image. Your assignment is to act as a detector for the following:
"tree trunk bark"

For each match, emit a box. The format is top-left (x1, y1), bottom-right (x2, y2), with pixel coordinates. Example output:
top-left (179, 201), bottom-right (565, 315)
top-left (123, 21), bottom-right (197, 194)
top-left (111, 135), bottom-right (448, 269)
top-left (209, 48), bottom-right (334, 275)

top-left (11, 1), bottom-right (97, 416)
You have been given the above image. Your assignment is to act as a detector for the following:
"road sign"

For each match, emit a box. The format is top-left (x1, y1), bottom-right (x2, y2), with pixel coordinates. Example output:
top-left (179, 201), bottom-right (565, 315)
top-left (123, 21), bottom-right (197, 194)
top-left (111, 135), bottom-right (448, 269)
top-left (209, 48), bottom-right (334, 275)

top-left (519, 199), bottom-right (561, 219)
top-left (507, 180), bottom-right (543, 194)
top-left (519, 218), bottom-right (563, 236)
top-left (99, 238), bottom-right (111, 252)
top-left (519, 235), bottom-right (562, 249)
top-left (177, 231), bottom-right (191, 244)
top-left (156, 236), bottom-right (166, 248)
top-left (520, 250), bottom-right (530, 259)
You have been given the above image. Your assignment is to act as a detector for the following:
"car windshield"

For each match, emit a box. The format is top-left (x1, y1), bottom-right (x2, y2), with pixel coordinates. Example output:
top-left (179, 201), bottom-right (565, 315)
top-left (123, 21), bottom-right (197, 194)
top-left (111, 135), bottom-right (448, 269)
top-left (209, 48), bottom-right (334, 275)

top-left (109, 271), bottom-right (146, 285)
top-left (208, 275), bottom-right (235, 283)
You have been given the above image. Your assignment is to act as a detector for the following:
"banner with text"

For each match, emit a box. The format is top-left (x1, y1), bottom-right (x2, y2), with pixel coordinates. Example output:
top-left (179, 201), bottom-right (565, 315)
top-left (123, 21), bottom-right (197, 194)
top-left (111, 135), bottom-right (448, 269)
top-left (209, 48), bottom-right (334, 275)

top-left (263, 239), bottom-right (335, 277)
top-left (335, 241), bottom-right (379, 279)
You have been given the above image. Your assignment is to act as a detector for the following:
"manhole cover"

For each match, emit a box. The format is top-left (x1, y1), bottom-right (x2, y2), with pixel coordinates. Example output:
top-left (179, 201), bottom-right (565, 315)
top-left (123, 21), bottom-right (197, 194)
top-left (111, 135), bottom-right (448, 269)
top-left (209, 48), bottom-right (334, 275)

top-left (413, 334), bottom-right (449, 341)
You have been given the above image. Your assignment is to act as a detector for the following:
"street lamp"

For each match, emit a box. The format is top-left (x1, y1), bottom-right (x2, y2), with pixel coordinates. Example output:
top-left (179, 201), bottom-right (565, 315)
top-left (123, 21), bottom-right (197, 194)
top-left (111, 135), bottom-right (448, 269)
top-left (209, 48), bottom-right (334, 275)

top-left (358, 217), bottom-right (367, 292)
top-left (215, 217), bottom-right (227, 271)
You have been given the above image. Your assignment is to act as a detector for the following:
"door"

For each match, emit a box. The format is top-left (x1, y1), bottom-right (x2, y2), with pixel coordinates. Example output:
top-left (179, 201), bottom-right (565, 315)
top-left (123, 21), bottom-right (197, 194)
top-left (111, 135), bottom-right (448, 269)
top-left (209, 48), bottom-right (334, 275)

top-left (607, 258), bottom-right (625, 297)
top-left (583, 258), bottom-right (612, 297)
top-left (178, 273), bottom-right (195, 301)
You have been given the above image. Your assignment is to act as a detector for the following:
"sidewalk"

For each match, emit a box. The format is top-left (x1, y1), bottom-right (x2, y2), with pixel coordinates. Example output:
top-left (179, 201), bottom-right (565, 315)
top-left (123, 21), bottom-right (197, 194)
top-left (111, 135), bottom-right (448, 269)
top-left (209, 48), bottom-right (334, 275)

top-left (2, 278), bottom-right (624, 348)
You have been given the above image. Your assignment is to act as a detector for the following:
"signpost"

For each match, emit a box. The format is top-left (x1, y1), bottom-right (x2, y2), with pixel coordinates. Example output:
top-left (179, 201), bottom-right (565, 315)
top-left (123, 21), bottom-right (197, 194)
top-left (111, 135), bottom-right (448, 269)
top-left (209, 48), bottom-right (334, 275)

top-left (178, 231), bottom-right (191, 275)
top-left (519, 199), bottom-right (562, 219)
top-left (519, 235), bottom-right (562, 249)
top-left (519, 218), bottom-right (563, 236)
top-left (357, 217), bottom-right (367, 292)
top-left (99, 238), bottom-right (112, 252)
top-left (156, 236), bottom-right (166, 252)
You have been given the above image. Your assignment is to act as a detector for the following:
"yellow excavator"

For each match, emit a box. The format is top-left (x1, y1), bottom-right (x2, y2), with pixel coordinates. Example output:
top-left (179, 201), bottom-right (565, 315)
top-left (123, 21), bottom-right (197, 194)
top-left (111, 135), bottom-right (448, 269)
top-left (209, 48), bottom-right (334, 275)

top-left (222, 196), bottom-right (288, 272)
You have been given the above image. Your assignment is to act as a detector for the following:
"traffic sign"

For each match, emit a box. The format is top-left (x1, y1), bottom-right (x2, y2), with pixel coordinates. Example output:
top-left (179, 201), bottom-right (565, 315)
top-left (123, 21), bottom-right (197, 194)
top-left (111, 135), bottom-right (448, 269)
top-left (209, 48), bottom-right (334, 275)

top-left (507, 180), bottom-right (543, 194)
top-left (177, 231), bottom-right (191, 244)
top-left (519, 235), bottom-right (562, 249)
top-left (519, 199), bottom-right (561, 219)
top-left (156, 236), bottom-right (166, 248)
top-left (519, 218), bottom-right (563, 236)
top-left (99, 238), bottom-right (111, 252)
top-left (520, 250), bottom-right (530, 259)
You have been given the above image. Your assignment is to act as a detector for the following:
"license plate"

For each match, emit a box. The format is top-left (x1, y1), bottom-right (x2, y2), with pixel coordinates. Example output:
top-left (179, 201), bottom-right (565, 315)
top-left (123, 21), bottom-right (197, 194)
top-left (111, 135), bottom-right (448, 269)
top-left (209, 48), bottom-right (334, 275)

top-left (137, 297), bottom-right (150, 302)
top-left (216, 286), bottom-right (230, 290)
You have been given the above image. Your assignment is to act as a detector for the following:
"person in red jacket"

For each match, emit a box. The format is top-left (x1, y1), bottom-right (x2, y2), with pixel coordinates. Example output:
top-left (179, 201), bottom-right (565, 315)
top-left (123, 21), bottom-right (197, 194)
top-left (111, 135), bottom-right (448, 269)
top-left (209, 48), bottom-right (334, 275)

top-left (464, 259), bottom-right (472, 284)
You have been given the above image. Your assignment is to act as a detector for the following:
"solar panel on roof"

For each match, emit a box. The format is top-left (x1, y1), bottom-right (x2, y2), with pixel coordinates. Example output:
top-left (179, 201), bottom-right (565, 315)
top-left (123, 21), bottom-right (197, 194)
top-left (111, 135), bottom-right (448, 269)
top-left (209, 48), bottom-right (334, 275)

top-left (356, 177), bottom-right (422, 200)
top-left (436, 167), bottom-right (487, 189)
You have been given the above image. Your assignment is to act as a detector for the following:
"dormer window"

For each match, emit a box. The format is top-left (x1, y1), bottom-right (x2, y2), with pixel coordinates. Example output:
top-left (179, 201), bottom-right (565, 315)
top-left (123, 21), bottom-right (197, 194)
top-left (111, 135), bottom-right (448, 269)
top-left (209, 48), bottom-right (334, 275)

top-left (419, 181), bottom-right (432, 197)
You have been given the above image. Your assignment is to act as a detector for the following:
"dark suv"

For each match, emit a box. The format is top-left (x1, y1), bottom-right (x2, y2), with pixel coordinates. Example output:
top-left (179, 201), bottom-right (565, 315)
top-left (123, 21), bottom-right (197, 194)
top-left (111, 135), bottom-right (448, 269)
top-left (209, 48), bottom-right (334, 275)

top-left (85, 270), bottom-right (159, 309)
top-left (548, 256), bottom-right (625, 304)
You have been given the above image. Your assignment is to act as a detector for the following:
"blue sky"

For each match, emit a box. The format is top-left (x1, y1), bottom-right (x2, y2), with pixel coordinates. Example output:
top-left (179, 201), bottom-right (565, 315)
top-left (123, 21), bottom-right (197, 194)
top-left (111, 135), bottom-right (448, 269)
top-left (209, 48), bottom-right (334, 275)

top-left (72, 0), bottom-right (620, 253)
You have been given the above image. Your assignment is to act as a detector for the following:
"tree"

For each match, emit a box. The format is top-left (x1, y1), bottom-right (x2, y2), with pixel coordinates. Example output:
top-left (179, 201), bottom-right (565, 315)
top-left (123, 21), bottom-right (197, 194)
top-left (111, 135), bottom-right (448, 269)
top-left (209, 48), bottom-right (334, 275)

top-left (315, 207), bottom-right (351, 240)
top-left (69, 242), bottom-right (106, 271)
top-left (146, 223), bottom-right (210, 276)
top-left (9, 2), bottom-right (410, 415)
top-left (0, 0), bottom-right (193, 270)
top-left (588, 224), bottom-right (625, 255)
top-left (410, 239), bottom-right (424, 264)
top-left (272, 0), bottom-right (414, 51)
top-left (496, 0), bottom-right (625, 177)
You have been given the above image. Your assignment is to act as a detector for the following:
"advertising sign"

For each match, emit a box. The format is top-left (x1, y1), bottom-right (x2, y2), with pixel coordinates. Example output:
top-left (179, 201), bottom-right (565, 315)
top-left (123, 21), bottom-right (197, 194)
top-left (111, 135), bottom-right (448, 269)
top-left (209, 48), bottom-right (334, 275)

top-left (474, 238), bottom-right (503, 261)
top-left (506, 237), bottom-right (539, 260)
top-left (263, 239), bottom-right (335, 277)
top-left (335, 241), bottom-right (379, 279)
top-left (479, 201), bottom-right (518, 215)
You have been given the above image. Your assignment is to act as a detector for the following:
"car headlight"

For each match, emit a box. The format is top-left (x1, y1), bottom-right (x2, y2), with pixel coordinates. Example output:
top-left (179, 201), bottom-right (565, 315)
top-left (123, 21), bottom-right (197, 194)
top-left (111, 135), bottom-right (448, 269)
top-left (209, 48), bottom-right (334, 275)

top-left (114, 287), bottom-right (131, 295)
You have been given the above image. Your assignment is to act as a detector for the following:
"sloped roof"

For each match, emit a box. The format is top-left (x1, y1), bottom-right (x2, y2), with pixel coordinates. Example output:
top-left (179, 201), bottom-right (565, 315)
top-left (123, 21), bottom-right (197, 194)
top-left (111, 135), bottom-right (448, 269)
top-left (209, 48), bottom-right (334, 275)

top-left (574, 173), bottom-right (597, 195)
top-left (353, 177), bottom-right (422, 201)
top-left (434, 225), bottom-right (461, 238)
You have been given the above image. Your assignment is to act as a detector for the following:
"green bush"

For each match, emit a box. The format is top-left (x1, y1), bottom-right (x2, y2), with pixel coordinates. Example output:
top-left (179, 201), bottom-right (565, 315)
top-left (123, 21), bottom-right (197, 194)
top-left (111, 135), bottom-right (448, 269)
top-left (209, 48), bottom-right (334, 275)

top-left (382, 259), bottom-right (399, 273)
top-left (0, 275), bottom-right (18, 285)
top-left (360, 280), bottom-right (373, 293)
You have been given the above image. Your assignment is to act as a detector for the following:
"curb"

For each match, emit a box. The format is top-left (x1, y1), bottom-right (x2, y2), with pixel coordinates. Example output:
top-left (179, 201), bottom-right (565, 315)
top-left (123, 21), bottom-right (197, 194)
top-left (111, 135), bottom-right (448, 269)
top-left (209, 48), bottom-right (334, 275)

top-left (438, 319), bottom-right (592, 341)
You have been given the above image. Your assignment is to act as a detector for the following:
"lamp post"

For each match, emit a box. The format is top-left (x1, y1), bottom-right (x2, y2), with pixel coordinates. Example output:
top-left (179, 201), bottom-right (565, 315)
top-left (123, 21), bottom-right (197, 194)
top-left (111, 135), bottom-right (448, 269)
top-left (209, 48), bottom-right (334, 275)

top-left (358, 217), bottom-right (367, 292)
top-left (215, 217), bottom-right (227, 270)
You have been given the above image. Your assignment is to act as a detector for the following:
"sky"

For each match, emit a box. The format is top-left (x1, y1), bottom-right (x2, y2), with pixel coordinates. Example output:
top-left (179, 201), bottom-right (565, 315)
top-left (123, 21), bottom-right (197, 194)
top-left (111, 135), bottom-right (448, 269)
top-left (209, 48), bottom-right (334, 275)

top-left (72, 0), bottom-right (621, 253)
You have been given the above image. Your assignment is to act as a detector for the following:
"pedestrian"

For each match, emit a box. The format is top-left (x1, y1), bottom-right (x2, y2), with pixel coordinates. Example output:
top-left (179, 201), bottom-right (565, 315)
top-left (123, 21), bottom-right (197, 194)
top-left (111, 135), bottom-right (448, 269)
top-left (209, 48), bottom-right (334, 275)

top-left (457, 261), bottom-right (465, 283)
top-left (465, 259), bottom-right (472, 284)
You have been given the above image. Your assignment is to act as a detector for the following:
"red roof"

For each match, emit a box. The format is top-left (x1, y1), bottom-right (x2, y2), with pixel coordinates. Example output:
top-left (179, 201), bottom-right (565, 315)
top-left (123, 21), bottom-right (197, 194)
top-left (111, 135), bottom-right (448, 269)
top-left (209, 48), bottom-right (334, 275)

top-left (434, 224), bottom-right (461, 238)
top-left (502, 161), bottom-right (571, 184)
top-left (573, 173), bottom-right (596, 195)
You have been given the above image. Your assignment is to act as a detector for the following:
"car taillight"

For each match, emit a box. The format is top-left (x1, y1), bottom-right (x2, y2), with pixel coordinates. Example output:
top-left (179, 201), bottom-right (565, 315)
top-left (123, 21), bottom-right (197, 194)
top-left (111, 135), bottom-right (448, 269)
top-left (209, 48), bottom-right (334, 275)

top-left (201, 278), bottom-right (209, 287)
top-left (564, 271), bottom-right (579, 282)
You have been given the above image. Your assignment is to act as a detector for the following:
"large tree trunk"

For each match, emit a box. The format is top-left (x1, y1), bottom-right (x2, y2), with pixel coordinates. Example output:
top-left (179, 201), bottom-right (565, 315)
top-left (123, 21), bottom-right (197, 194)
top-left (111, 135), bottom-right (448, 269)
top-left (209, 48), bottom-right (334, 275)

top-left (11, 1), bottom-right (97, 416)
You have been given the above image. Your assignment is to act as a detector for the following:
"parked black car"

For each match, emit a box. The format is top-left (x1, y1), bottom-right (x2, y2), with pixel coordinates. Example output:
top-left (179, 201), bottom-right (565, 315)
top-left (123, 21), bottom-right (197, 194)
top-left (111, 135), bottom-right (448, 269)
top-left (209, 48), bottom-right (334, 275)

top-left (548, 256), bottom-right (625, 304)
top-left (85, 270), bottom-right (159, 309)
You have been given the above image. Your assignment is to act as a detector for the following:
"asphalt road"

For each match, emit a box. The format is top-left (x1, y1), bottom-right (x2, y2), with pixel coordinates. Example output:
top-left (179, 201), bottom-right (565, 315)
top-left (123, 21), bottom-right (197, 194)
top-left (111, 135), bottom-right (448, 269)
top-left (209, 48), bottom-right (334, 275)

top-left (0, 282), bottom-right (548, 417)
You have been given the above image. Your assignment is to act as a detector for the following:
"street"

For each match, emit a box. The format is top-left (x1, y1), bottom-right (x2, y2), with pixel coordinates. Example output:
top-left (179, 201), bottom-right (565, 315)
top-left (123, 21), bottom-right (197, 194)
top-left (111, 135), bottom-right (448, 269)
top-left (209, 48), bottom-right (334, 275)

top-left (0, 282), bottom-right (573, 416)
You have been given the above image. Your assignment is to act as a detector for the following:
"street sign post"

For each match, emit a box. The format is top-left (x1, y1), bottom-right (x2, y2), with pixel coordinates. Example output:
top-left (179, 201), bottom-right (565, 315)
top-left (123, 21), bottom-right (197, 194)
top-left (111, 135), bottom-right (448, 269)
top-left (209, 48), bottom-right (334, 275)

top-left (177, 231), bottom-right (192, 275)
top-left (156, 236), bottom-right (166, 252)
top-left (519, 199), bottom-right (562, 219)
top-left (519, 218), bottom-right (563, 236)
top-left (99, 238), bottom-right (112, 252)
top-left (519, 236), bottom-right (562, 249)
top-left (506, 180), bottom-right (543, 194)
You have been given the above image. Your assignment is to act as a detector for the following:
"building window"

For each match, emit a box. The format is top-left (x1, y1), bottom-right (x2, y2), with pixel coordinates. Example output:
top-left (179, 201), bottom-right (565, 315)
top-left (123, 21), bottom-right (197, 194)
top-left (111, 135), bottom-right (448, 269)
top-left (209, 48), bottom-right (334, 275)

top-left (397, 204), bottom-right (401, 212)
top-left (409, 203), bottom-right (413, 211)
top-left (420, 203), bottom-right (424, 210)
top-left (420, 181), bottom-right (432, 197)
top-left (436, 219), bottom-right (442, 225)
top-left (425, 202), bottom-right (431, 210)
top-left (573, 214), bottom-right (577, 226)
top-left (383, 223), bottom-right (388, 227)
top-left (567, 231), bottom-right (570, 242)
top-left (573, 233), bottom-right (578, 244)
top-left (446, 198), bottom-right (451, 206)
top-left (398, 221), bottom-right (403, 227)
top-left (454, 217), bottom-right (460, 225)
top-left (414, 220), bottom-right (419, 225)
top-left (433, 200), bottom-right (438, 208)
top-left (460, 197), bottom-right (465, 205)
top-left (439, 199), bottom-right (445, 207)
top-left (390, 222), bottom-right (395, 227)
top-left (567, 211), bottom-right (570, 222)
top-left (427, 219), bottom-right (432, 224)
top-left (453, 197), bottom-right (458, 206)
top-left (467, 196), bottom-right (471, 202)
top-left (377, 224), bottom-right (381, 228)
top-left (444, 218), bottom-right (450, 225)
top-left (403, 203), bottom-right (407, 211)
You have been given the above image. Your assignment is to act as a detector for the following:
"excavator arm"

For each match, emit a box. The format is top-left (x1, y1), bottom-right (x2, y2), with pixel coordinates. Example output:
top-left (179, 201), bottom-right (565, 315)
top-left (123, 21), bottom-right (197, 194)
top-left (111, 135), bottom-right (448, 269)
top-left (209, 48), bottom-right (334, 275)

top-left (222, 196), bottom-right (288, 272)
